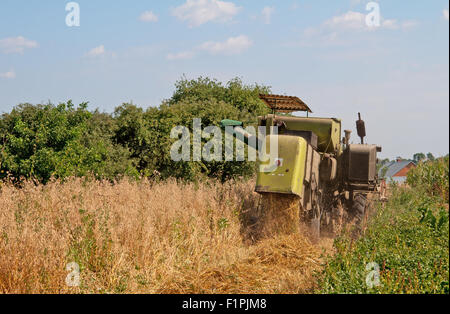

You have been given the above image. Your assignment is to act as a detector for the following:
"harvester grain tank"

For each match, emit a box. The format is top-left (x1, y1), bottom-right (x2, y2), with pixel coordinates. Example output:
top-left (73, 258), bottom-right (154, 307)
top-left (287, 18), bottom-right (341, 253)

top-left (221, 94), bottom-right (382, 238)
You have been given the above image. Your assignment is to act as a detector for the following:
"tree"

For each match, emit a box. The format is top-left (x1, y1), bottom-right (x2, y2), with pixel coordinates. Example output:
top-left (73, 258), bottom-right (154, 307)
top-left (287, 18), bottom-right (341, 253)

top-left (380, 158), bottom-right (391, 166)
top-left (427, 153), bottom-right (435, 161)
top-left (381, 167), bottom-right (389, 179)
top-left (0, 76), bottom-right (273, 184)
top-left (0, 102), bottom-right (138, 183)
top-left (111, 76), bottom-right (272, 182)
top-left (413, 153), bottom-right (426, 163)
top-left (154, 76), bottom-right (271, 181)
top-left (376, 158), bottom-right (390, 174)
top-left (168, 76), bottom-right (271, 121)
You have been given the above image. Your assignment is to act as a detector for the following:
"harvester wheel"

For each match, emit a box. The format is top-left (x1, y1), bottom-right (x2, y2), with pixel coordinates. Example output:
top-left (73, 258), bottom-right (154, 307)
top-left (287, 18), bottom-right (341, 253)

top-left (309, 189), bottom-right (322, 243)
top-left (352, 193), bottom-right (368, 232)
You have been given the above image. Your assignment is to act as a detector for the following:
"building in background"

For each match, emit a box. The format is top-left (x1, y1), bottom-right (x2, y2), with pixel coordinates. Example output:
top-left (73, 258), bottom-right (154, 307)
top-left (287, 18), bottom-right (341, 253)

top-left (379, 159), bottom-right (417, 184)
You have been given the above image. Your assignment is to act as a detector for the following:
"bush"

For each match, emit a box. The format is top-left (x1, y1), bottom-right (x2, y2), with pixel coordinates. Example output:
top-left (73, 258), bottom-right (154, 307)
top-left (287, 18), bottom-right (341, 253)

top-left (0, 102), bottom-right (134, 183)
top-left (318, 159), bottom-right (450, 294)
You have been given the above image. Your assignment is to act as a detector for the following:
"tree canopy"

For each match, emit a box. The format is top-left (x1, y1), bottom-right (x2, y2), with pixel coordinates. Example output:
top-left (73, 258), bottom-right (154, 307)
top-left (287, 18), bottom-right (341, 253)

top-left (0, 77), bottom-right (271, 183)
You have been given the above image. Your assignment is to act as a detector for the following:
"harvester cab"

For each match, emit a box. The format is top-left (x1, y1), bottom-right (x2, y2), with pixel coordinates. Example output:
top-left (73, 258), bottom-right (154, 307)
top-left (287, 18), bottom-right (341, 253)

top-left (221, 94), bottom-right (382, 239)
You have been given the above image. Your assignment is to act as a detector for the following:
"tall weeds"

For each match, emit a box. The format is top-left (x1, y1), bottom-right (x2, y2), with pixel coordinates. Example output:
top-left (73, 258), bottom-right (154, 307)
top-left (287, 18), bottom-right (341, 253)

top-left (318, 158), bottom-right (449, 294)
top-left (407, 156), bottom-right (449, 202)
top-left (0, 178), bottom-right (323, 294)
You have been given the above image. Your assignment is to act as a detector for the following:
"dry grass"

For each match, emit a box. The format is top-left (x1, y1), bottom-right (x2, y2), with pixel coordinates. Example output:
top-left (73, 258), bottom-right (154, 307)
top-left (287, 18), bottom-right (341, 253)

top-left (0, 178), bottom-right (327, 294)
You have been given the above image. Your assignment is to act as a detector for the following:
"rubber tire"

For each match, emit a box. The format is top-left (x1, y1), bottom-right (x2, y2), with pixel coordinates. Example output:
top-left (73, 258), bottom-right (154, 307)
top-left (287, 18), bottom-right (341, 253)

top-left (352, 194), bottom-right (367, 231)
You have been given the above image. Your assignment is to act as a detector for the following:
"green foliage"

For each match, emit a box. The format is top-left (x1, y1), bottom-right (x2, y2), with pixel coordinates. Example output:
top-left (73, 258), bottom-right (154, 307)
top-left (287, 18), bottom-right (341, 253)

top-left (407, 156), bottom-right (449, 202)
top-left (376, 158), bottom-right (391, 178)
top-left (112, 76), bottom-right (271, 182)
top-left (169, 76), bottom-right (271, 118)
top-left (0, 76), bottom-right (271, 184)
top-left (318, 159), bottom-right (449, 294)
top-left (413, 153), bottom-right (426, 163)
top-left (418, 204), bottom-right (449, 232)
top-left (0, 102), bottom-right (137, 183)
top-left (217, 218), bottom-right (230, 231)
top-left (67, 208), bottom-right (113, 275)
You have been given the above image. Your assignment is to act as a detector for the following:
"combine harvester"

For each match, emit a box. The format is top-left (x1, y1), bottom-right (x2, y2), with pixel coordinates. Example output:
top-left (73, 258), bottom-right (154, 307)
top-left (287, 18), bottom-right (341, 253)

top-left (221, 94), bottom-right (382, 240)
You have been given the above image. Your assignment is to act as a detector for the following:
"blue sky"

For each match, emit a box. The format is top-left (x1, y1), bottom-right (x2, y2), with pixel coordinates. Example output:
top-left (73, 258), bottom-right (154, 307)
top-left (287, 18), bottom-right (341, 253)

top-left (0, 0), bottom-right (448, 159)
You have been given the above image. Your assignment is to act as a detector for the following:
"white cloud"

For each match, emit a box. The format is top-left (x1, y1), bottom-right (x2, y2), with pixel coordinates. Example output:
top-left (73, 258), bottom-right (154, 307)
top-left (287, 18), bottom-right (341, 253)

top-left (296, 11), bottom-right (419, 48)
top-left (323, 11), bottom-right (404, 31)
top-left (262, 6), bottom-right (275, 25)
top-left (0, 70), bottom-right (16, 79)
top-left (0, 36), bottom-right (38, 54)
top-left (85, 45), bottom-right (108, 57)
top-left (381, 19), bottom-right (399, 29)
top-left (306, 11), bottom-right (417, 39)
top-left (444, 9), bottom-right (449, 21)
top-left (166, 51), bottom-right (195, 60)
top-left (167, 35), bottom-right (253, 61)
top-left (199, 35), bottom-right (253, 55)
top-left (400, 20), bottom-right (419, 30)
top-left (380, 19), bottom-right (418, 30)
top-left (139, 11), bottom-right (159, 23)
top-left (324, 11), bottom-right (367, 30)
top-left (172, 0), bottom-right (241, 27)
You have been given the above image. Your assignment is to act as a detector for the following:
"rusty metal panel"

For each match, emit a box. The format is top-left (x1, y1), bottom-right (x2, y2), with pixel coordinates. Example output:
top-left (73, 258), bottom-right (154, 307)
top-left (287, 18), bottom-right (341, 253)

top-left (259, 94), bottom-right (313, 113)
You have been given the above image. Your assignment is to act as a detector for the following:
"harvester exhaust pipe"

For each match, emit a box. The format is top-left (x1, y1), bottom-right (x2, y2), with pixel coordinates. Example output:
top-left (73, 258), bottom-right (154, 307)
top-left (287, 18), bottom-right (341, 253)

top-left (356, 113), bottom-right (366, 145)
top-left (344, 130), bottom-right (352, 146)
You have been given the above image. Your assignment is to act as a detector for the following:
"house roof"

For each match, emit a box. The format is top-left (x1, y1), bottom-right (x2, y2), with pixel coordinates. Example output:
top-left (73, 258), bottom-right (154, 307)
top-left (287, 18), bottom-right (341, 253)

top-left (379, 160), bottom-right (416, 178)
